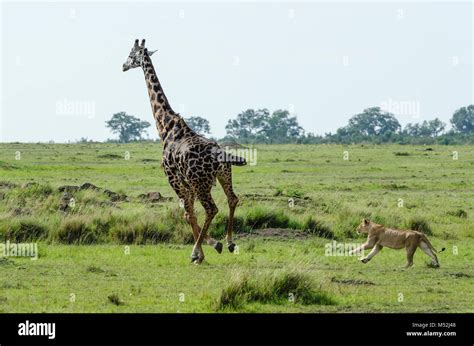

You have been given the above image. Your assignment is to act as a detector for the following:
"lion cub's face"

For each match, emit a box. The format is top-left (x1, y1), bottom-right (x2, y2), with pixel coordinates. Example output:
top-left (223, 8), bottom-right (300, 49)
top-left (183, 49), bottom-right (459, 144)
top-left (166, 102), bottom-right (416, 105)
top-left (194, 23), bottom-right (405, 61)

top-left (356, 219), bottom-right (371, 234)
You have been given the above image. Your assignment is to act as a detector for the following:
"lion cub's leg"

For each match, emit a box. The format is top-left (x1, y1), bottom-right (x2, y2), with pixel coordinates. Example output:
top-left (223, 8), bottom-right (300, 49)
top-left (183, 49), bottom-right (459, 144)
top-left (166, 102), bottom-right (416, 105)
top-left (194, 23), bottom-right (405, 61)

top-left (419, 241), bottom-right (440, 267)
top-left (350, 237), bottom-right (376, 256)
top-left (361, 244), bottom-right (383, 264)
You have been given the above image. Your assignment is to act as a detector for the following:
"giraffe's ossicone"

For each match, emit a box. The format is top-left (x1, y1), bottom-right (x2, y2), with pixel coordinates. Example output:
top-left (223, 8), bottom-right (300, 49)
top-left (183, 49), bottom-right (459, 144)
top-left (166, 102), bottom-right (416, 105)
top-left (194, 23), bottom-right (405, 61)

top-left (123, 39), bottom-right (246, 264)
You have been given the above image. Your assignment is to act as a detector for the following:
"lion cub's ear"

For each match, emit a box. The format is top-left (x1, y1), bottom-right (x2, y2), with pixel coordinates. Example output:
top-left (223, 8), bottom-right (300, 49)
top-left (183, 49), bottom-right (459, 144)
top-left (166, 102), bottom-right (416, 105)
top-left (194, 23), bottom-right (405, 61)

top-left (364, 219), bottom-right (370, 224)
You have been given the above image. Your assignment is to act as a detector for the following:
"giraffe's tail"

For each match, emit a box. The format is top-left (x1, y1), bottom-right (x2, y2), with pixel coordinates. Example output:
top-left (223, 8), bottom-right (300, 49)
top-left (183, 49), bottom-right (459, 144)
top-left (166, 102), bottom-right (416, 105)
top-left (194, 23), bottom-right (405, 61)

top-left (229, 155), bottom-right (247, 166)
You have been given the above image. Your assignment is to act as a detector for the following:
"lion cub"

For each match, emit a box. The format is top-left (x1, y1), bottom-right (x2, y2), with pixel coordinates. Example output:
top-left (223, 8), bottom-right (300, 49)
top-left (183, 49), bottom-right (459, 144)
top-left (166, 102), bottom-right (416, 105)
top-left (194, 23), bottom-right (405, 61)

top-left (349, 219), bottom-right (445, 268)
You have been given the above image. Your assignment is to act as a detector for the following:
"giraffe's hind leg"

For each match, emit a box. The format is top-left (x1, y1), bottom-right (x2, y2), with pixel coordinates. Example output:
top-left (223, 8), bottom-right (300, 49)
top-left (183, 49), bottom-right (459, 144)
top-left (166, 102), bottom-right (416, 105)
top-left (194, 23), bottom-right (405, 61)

top-left (217, 164), bottom-right (239, 253)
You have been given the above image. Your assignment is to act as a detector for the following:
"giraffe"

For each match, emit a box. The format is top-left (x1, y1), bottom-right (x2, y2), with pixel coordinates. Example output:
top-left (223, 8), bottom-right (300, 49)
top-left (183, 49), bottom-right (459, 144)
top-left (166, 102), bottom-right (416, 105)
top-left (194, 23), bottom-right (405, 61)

top-left (122, 39), bottom-right (246, 264)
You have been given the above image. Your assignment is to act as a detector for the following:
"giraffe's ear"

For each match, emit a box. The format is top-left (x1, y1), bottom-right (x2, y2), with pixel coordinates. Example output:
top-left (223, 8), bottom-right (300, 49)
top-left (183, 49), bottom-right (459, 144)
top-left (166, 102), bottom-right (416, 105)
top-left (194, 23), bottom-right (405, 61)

top-left (148, 50), bottom-right (157, 56)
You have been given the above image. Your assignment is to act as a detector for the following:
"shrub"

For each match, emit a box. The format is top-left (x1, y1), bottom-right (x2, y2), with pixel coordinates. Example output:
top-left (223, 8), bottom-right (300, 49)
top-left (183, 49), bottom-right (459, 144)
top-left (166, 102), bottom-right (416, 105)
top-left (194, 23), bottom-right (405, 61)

top-left (301, 217), bottom-right (334, 239)
top-left (6, 218), bottom-right (49, 242)
top-left (216, 270), bottom-right (336, 310)
top-left (245, 207), bottom-right (291, 229)
top-left (407, 218), bottom-right (433, 236)
top-left (107, 293), bottom-right (124, 306)
top-left (56, 217), bottom-right (97, 244)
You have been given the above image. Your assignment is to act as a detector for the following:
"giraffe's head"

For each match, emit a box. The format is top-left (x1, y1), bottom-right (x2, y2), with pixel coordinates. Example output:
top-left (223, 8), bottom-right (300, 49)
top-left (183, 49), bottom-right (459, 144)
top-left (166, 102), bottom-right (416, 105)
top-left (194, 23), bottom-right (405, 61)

top-left (122, 39), bottom-right (156, 72)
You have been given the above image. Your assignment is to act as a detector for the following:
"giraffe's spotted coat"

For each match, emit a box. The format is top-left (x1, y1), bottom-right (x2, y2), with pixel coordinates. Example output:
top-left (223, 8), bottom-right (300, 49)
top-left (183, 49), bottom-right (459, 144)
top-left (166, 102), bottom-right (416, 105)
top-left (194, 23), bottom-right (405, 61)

top-left (123, 39), bottom-right (246, 263)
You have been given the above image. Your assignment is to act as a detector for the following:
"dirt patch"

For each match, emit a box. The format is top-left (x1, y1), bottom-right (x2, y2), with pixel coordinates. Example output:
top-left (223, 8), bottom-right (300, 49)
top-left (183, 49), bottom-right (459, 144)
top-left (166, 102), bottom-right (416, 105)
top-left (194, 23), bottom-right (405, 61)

top-left (58, 185), bottom-right (80, 193)
top-left (238, 228), bottom-right (310, 240)
top-left (58, 182), bottom-right (128, 204)
top-left (80, 182), bottom-right (100, 190)
top-left (331, 277), bottom-right (376, 286)
top-left (103, 189), bottom-right (128, 202)
top-left (138, 191), bottom-right (172, 203)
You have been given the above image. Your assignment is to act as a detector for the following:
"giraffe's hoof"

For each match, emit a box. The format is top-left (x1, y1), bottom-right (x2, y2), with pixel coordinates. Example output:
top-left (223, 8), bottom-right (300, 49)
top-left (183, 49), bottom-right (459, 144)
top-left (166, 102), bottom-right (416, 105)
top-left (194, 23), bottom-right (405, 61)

top-left (190, 254), bottom-right (200, 263)
top-left (360, 258), bottom-right (369, 264)
top-left (227, 243), bottom-right (236, 253)
top-left (214, 242), bottom-right (223, 254)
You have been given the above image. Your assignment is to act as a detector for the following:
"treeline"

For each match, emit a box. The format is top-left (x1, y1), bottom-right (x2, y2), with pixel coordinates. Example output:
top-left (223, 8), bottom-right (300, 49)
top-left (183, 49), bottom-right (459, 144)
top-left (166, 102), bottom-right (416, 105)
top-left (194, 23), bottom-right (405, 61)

top-left (102, 105), bottom-right (474, 145)
top-left (220, 104), bottom-right (474, 145)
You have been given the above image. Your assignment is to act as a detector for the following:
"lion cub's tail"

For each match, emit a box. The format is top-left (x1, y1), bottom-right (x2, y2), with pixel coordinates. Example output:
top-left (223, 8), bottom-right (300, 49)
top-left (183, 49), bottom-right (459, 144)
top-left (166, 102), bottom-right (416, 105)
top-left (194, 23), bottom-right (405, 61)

top-left (422, 234), bottom-right (446, 254)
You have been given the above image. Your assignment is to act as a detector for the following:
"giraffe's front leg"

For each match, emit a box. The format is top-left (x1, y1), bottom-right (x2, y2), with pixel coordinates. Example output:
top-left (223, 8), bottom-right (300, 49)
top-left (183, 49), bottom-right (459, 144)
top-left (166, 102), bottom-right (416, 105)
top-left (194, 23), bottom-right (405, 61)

top-left (191, 191), bottom-right (219, 264)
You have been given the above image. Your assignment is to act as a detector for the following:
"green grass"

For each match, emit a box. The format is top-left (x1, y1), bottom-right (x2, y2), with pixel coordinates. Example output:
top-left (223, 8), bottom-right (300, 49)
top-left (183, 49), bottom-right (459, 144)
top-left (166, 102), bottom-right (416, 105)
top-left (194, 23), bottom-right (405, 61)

top-left (0, 240), bottom-right (472, 313)
top-left (216, 270), bottom-right (337, 310)
top-left (0, 143), bottom-right (473, 312)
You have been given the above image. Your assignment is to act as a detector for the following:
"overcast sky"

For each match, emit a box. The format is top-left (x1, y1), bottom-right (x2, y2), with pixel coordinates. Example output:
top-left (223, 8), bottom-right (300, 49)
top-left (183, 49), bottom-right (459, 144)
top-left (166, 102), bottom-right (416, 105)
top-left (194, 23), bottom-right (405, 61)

top-left (0, 1), bottom-right (472, 142)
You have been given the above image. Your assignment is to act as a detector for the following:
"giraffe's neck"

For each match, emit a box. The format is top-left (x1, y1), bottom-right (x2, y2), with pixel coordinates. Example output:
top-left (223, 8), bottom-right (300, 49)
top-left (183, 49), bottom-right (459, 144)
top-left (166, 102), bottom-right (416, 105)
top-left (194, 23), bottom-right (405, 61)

top-left (142, 54), bottom-right (189, 142)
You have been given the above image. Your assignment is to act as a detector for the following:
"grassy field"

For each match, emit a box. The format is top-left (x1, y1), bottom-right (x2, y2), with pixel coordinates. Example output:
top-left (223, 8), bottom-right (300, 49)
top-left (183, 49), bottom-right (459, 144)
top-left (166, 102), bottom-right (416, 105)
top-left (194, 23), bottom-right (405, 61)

top-left (0, 143), bottom-right (473, 312)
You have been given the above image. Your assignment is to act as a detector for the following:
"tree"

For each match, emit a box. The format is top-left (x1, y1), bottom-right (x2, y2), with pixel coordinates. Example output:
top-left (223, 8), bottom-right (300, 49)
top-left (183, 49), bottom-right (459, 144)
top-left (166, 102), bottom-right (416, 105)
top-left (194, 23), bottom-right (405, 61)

top-left (225, 108), bottom-right (304, 143)
top-left (225, 109), bottom-right (269, 141)
top-left (185, 116), bottom-right (211, 135)
top-left (105, 112), bottom-right (151, 143)
top-left (451, 105), bottom-right (474, 134)
top-left (428, 118), bottom-right (446, 137)
top-left (335, 107), bottom-right (400, 142)
top-left (403, 123), bottom-right (422, 136)
top-left (261, 109), bottom-right (304, 143)
top-left (404, 118), bottom-right (445, 137)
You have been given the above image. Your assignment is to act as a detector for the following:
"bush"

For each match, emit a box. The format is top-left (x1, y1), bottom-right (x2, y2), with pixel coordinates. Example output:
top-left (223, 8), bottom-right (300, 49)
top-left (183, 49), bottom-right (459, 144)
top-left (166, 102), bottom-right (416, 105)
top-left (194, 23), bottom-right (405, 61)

top-left (245, 207), bottom-right (292, 229)
top-left (6, 218), bottom-right (49, 242)
top-left (301, 217), bottom-right (334, 239)
top-left (216, 270), bottom-right (336, 310)
top-left (56, 217), bottom-right (97, 244)
top-left (407, 218), bottom-right (433, 236)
